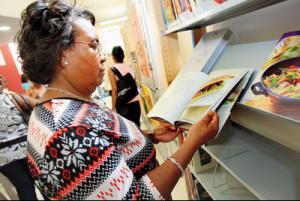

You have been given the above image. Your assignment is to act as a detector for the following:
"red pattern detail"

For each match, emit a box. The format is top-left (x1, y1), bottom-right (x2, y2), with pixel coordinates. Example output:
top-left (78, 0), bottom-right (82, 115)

top-left (132, 148), bottom-right (156, 173)
top-left (89, 147), bottom-right (99, 157)
top-left (73, 104), bottom-right (91, 128)
top-left (76, 127), bottom-right (86, 137)
top-left (50, 148), bottom-right (58, 158)
top-left (46, 128), bottom-right (68, 148)
top-left (121, 138), bottom-right (143, 155)
top-left (27, 154), bottom-right (42, 177)
top-left (96, 166), bottom-right (132, 200)
top-left (43, 102), bottom-right (53, 112)
top-left (133, 182), bottom-right (140, 200)
top-left (29, 122), bottom-right (51, 149)
top-left (63, 169), bottom-right (71, 180)
top-left (53, 146), bottom-right (115, 200)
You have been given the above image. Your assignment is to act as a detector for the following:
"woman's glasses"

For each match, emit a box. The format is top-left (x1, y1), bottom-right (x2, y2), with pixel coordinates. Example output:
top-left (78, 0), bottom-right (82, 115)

top-left (73, 41), bottom-right (103, 55)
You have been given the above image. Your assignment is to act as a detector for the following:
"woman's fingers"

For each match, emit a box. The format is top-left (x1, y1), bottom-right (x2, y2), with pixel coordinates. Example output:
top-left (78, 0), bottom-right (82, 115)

top-left (201, 111), bottom-right (214, 126)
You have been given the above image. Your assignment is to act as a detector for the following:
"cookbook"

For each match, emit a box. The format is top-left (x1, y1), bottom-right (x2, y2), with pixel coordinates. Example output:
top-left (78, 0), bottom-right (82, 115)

top-left (241, 30), bottom-right (300, 123)
top-left (148, 68), bottom-right (251, 130)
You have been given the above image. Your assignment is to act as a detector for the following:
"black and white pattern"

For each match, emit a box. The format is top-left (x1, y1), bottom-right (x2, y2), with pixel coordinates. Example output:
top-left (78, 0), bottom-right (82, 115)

top-left (27, 99), bottom-right (163, 200)
top-left (0, 92), bottom-right (28, 166)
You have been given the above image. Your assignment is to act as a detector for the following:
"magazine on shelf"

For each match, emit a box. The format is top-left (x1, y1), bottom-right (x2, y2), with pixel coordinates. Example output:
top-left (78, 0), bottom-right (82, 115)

top-left (148, 68), bottom-right (251, 131)
top-left (182, 29), bottom-right (231, 74)
top-left (241, 30), bottom-right (300, 123)
top-left (161, 0), bottom-right (176, 29)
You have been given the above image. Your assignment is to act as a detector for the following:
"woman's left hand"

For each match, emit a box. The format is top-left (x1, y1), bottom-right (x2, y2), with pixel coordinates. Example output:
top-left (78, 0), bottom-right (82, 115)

top-left (153, 123), bottom-right (183, 143)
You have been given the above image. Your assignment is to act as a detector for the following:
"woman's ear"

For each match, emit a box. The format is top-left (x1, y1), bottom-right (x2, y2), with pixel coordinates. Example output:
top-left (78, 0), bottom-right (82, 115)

top-left (60, 51), bottom-right (69, 69)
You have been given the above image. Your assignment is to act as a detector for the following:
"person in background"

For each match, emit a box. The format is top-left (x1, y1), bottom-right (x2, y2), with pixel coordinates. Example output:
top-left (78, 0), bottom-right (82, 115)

top-left (108, 46), bottom-right (141, 127)
top-left (21, 74), bottom-right (31, 96)
top-left (0, 74), bottom-right (37, 200)
top-left (16, 0), bottom-right (219, 200)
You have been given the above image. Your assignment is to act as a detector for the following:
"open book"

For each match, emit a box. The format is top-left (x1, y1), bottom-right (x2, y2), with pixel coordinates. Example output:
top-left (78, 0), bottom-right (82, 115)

top-left (148, 68), bottom-right (251, 130)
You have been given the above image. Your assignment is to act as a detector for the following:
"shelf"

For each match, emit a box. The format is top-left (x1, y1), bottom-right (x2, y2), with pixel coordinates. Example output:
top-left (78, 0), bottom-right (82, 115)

top-left (211, 40), bottom-right (300, 153)
top-left (165, 0), bottom-right (285, 35)
top-left (202, 122), bottom-right (300, 200)
top-left (231, 103), bottom-right (300, 153)
top-left (190, 165), bottom-right (257, 200)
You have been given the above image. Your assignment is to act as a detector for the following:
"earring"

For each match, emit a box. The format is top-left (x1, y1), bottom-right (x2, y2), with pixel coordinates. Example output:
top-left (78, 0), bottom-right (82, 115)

top-left (64, 61), bottom-right (69, 67)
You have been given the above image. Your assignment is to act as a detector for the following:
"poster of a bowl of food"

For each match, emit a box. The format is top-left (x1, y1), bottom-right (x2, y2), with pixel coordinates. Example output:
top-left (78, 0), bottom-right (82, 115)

top-left (242, 30), bottom-right (300, 122)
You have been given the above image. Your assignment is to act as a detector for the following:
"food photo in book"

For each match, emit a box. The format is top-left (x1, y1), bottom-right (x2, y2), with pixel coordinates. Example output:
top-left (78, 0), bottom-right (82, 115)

top-left (242, 31), bottom-right (300, 122)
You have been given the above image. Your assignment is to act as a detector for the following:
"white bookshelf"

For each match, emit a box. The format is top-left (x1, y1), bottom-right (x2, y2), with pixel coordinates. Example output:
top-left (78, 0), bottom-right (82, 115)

top-left (148, 0), bottom-right (300, 200)
top-left (202, 121), bottom-right (300, 200)
top-left (190, 165), bottom-right (257, 200)
top-left (165, 0), bottom-right (285, 35)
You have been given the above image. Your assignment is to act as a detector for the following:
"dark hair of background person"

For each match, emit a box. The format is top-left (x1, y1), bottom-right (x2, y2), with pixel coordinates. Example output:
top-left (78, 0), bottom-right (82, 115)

top-left (112, 46), bottom-right (125, 63)
top-left (15, 0), bottom-right (95, 85)
top-left (21, 74), bottom-right (28, 83)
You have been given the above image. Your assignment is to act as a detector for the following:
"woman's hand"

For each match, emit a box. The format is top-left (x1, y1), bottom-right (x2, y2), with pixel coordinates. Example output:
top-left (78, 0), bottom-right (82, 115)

top-left (186, 111), bottom-right (219, 150)
top-left (153, 123), bottom-right (183, 143)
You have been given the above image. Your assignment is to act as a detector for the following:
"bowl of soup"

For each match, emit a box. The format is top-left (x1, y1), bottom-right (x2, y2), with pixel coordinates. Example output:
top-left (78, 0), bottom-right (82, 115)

top-left (251, 57), bottom-right (300, 103)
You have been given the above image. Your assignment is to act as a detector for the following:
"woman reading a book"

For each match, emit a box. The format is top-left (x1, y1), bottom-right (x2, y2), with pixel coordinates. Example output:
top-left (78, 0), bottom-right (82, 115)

top-left (16, 0), bottom-right (219, 200)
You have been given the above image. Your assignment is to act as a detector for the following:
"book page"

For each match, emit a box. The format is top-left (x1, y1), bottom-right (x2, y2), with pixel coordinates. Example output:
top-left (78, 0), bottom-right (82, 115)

top-left (148, 70), bottom-right (209, 124)
top-left (176, 68), bottom-right (249, 127)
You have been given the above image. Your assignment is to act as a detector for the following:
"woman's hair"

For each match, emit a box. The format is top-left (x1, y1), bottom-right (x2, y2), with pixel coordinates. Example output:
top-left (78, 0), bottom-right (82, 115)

top-left (15, 0), bottom-right (95, 84)
top-left (112, 46), bottom-right (125, 63)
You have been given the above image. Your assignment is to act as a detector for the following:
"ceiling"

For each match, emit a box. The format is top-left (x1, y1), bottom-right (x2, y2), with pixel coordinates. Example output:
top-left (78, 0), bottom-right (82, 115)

top-left (0, 0), bottom-right (131, 44)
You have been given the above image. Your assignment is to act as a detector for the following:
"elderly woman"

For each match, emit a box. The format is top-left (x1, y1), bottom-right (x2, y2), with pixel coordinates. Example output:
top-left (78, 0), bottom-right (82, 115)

top-left (16, 0), bottom-right (219, 200)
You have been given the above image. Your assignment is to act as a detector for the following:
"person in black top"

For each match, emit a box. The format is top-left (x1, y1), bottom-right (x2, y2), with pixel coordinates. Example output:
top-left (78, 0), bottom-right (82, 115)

top-left (108, 46), bottom-right (141, 127)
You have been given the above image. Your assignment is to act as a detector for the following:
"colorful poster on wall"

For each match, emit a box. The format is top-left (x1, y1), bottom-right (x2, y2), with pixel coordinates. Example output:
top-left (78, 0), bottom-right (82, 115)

top-left (242, 31), bottom-right (300, 122)
top-left (0, 44), bottom-right (23, 93)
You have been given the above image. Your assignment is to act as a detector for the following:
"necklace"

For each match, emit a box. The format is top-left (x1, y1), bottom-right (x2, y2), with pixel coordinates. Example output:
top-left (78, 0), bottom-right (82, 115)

top-left (47, 87), bottom-right (93, 103)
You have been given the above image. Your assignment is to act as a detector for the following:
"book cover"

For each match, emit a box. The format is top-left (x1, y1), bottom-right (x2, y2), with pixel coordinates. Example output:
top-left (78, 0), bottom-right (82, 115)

top-left (165, 0), bottom-right (176, 23)
top-left (242, 30), bottom-right (300, 123)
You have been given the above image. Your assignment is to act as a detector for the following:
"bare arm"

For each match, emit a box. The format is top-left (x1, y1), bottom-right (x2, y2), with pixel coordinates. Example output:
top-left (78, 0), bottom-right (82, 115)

top-left (108, 68), bottom-right (118, 111)
top-left (147, 112), bottom-right (219, 198)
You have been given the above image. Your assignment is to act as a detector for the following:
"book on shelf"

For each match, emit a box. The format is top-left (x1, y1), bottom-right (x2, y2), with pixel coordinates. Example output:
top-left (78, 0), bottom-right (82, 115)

top-left (148, 66), bottom-right (251, 131)
top-left (193, 177), bottom-right (213, 200)
top-left (161, 0), bottom-right (194, 29)
top-left (182, 29), bottom-right (231, 74)
top-left (189, 147), bottom-right (217, 174)
top-left (242, 30), bottom-right (300, 123)
top-left (163, 0), bottom-right (229, 30)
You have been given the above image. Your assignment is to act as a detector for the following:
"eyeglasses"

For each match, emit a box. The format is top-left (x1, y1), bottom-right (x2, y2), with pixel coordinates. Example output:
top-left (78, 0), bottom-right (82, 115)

top-left (73, 41), bottom-right (103, 55)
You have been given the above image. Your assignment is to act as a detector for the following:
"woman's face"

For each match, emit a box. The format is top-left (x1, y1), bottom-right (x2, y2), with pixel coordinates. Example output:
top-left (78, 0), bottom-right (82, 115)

top-left (63, 17), bottom-right (106, 96)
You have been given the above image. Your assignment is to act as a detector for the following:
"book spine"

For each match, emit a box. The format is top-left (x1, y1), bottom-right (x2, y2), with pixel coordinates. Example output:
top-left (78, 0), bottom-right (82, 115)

top-left (189, 0), bottom-right (198, 13)
top-left (161, 0), bottom-right (170, 29)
